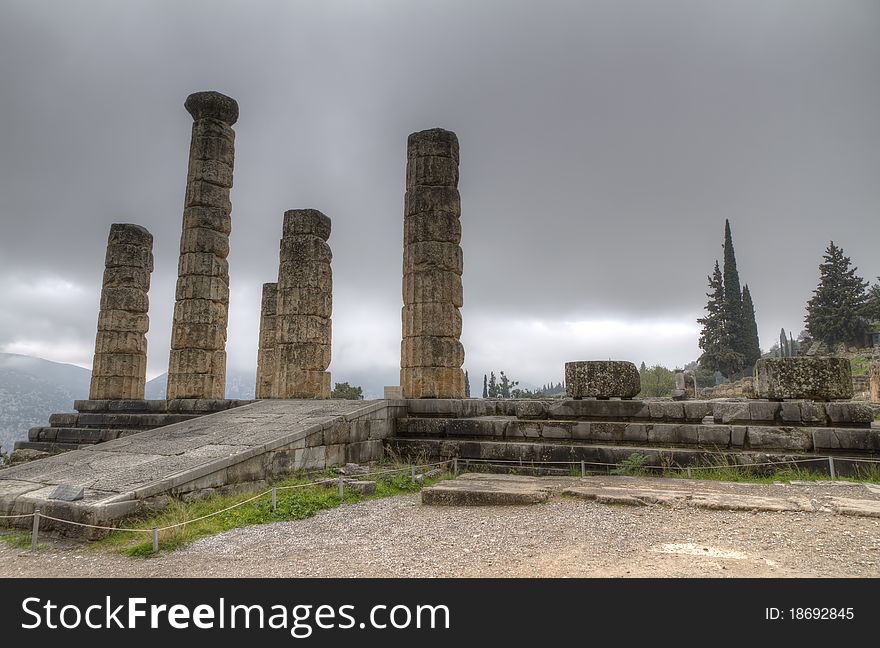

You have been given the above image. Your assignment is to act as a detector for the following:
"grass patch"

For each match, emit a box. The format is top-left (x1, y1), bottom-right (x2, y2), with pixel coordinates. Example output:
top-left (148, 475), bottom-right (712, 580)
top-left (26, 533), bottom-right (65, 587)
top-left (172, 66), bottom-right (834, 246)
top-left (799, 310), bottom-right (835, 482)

top-left (666, 456), bottom-right (880, 484)
top-left (850, 355), bottom-right (871, 377)
top-left (93, 467), bottom-right (449, 557)
top-left (0, 530), bottom-right (41, 550)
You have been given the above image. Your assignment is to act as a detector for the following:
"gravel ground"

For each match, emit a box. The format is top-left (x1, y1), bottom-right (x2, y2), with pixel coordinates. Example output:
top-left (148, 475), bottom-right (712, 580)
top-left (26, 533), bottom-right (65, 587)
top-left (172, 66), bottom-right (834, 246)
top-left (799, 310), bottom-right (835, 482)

top-left (2, 484), bottom-right (880, 578)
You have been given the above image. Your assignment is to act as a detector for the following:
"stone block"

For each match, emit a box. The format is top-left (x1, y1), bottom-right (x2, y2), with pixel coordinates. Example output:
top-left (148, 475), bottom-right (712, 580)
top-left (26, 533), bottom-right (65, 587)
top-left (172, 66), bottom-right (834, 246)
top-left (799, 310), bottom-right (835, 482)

top-left (190, 133), bottom-right (235, 166)
top-left (260, 283), bottom-right (278, 316)
top-left (276, 286), bottom-right (332, 318)
top-left (406, 155), bottom-right (459, 187)
top-left (746, 426), bottom-right (813, 451)
top-left (166, 369), bottom-right (226, 400)
top-left (175, 275), bottom-right (229, 302)
top-left (280, 236), bottom-right (332, 264)
top-left (515, 401), bottom-right (547, 420)
top-left (754, 357), bottom-right (854, 401)
top-left (402, 303), bottom-right (462, 337)
top-left (403, 241), bottom-right (463, 274)
top-left (812, 428), bottom-right (880, 452)
top-left (277, 260), bottom-right (332, 288)
top-left (697, 425), bottom-right (731, 447)
top-left (401, 336), bottom-right (465, 367)
top-left (183, 206), bottom-right (232, 235)
top-left (169, 348), bottom-right (226, 375)
top-left (383, 386), bottom-right (403, 400)
top-left (282, 209), bottom-right (331, 241)
top-left (105, 244), bottom-right (153, 270)
top-left (93, 331), bottom-right (147, 355)
top-left (92, 353), bottom-right (147, 378)
top-left (401, 366), bottom-right (464, 399)
top-left (407, 128), bottom-right (459, 162)
top-left (179, 226), bottom-right (230, 257)
top-left (88, 376), bottom-right (146, 401)
top-left (402, 270), bottom-right (463, 306)
top-left (178, 252), bottom-right (229, 278)
top-left (824, 402), bottom-right (874, 427)
top-left (100, 287), bottom-right (149, 313)
top-left (171, 322), bottom-right (227, 350)
top-left (108, 223), bottom-right (152, 247)
top-left (404, 186), bottom-right (461, 217)
top-left (188, 158), bottom-right (233, 187)
top-left (683, 401), bottom-right (713, 421)
top-left (274, 368), bottom-right (331, 399)
top-left (747, 401), bottom-right (781, 423)
top-left (275, 343), bottom-right (331, 371)
top-left (547, 399), bottom-right (650, 420)
top-left (730, 426), bottom-right (747, 447)
top-left (564, 361), bottom-right (641, 399)
top-left (779, 402), bottom-right (803, 424)
top-left (404, 211), bottom-right (461, 245)
top-left (672, 370), bottom-right (696, 399)
top-left (173, 299), bottom-right (228, 325)
top-left (712, 401), bottom-right (751, 424)
top-left (184, 180), bottom-right (232, 212)
top-left (102, 266), bottom-right (151, 291)
top-left (275, 315), bottom-right (332, 345)
top-left (647, 424), bottom-right (700, 445)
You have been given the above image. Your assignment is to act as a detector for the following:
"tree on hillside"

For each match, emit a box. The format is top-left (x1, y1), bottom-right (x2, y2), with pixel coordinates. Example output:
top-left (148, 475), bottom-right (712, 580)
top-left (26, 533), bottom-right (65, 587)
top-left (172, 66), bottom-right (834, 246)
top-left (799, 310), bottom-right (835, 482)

top-left (487, 372), bottom-right (498, 398)
top-left (698, 261), bottom-right (745, 378)
top-left (464, 370), bottom-right (470, 398)
top-left (721, 220), bottom-right (746, 375)
top-left (865, 278), bottom-right (880, 324)
top-left (482, 374), bottom-right (488, 399)
top-left (498, 371), bottom-right (519, 399)
top-left (804, 242), bottom-right (869, 348)
top-left (741, 284), bottom-right (761, 370)
top-left (331, 382), bottom-right (363, 400)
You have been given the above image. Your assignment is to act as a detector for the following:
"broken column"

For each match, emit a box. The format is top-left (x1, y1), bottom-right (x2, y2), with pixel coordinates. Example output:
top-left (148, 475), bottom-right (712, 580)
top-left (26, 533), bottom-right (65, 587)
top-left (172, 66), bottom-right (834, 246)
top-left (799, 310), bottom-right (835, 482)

top-left (254, 282), bottom-right (278, 399)
top-left (274, 209), bottom-right (332, 399)
top-left (672, 370), bottom-right (696, 401)
top-left (167, 91), bottom-right (238, 400)
top-left (89, 224), bottom-right (153, 400)
top-left (870, 361), bottom-right (880, 404)
top-left (401, 128), bottom-right (465, 398)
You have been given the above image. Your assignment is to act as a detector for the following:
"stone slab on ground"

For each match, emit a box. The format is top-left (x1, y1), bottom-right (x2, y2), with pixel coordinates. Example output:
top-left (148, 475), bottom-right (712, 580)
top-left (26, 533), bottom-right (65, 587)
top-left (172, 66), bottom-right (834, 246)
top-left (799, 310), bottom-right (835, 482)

top-left (421, 473), bottom-right (561, 505)
top-left (0, 399), bottom-right (397, 532)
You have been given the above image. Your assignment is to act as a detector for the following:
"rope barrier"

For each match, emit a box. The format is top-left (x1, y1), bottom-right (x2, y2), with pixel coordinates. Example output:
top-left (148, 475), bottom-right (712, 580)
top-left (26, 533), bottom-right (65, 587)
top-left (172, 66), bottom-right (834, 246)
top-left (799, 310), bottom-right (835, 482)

top-left (0, 513), bottom-right (35, 519)
top-left (37, 513), bottom-right (150, 534)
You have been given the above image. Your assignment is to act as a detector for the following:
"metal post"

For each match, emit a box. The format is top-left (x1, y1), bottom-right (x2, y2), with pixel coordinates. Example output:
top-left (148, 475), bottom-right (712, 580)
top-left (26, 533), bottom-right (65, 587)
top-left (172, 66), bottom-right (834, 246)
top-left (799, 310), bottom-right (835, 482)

top-left (453, 458), bottom-right (458, 476)
top-left (152, 527), bottom-right (158, 553)
top-left (271, 487), bottom-right (277, 512)
top-left (580, 460), bottom-right (586, 477)
top-left (338, 475), bottom-right (344, 504)
top-left (686, 466), bottom-right (692, 479)
top-left (828, 456), bottom-right (836, 481)
top-left (31, 509), bottom-right (40, 552)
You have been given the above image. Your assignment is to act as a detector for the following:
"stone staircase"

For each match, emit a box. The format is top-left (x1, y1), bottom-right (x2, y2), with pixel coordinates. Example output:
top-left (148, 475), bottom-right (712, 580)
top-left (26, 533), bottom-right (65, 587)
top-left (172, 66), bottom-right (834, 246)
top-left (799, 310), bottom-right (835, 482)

top-left (388, 398), bottom-right (880, 477)
top-left (15, 399), bottom-right (253, 454)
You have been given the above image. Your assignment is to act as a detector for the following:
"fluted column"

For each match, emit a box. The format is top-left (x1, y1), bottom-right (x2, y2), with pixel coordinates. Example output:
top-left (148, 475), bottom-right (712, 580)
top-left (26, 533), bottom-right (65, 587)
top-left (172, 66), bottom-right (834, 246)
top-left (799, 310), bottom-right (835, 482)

top-left (167, 91), bottom-right (238, 400)
top-left (89, 224), bottom-right (153, 400)
top-left (255, 282), bottom-right (278, 399)
top-left (274, 209), bottom-right (332, 399)
top-left (401, 128), bottom-right (465, 398)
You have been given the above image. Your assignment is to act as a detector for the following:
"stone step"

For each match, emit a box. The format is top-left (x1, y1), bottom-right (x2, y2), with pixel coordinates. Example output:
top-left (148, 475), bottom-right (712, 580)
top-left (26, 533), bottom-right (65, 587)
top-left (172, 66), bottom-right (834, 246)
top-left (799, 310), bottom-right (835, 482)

top-left (73, 398), bottom-right (254, 414)
top-left (27, 427), bottom-right (142, 444)
top-left (48, 412), bottom-right (202, 429)
top-left (390, 437), bottom-right (877, 478)
top-left (14, 440), bottom-right (86, 453)
top-left (396, 417), bottom-right (880, 453)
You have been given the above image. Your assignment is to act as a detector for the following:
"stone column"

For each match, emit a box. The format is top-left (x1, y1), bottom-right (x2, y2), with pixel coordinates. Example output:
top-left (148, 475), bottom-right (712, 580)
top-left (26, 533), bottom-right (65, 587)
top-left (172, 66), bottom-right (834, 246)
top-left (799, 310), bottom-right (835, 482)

top-left (167, 91), bottom-right (238, 400)
top-left (401, 128), bottom-right (465, 398)
top-left (274, 209), bottom-right (332, 399)
top-left (89, 224), bottom-right (153, 400)
top-left (870, 360), bottom-right (880, 404)
top-left (255, 282), bottom-right (278, 399)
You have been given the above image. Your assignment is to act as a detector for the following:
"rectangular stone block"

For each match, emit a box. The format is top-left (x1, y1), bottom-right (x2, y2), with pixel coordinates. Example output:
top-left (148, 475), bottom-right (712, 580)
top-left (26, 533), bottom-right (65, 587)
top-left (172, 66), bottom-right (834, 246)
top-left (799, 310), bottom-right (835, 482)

top-left (404, 186), bottom-right (460, 217)
top-left (730, 426), bottom-right (747, 447)
top-left (275, 287), bottom-right (332, 318)
top-left (173, 298), bottom-right (228, 325)
top-left (406, 155), bottom-right (459, 187)
top-left (258, 319), bottom-right (277, 348)
top-left (282, 210), bottom-right (331, 239)
top-left (176, 275), bottom-right (230, 302)
top-left (647, 424), bottom-right (700, 445)
top-left (190, 132), bottom-right (235, 166)
top-left (94, 331), bottom-right (147, 355)
top-left (275, 315), bottom-right (331, 345)
top-left (92, 352), bottom-right (147, 379)
top-left (178, 252), bottom-right (229, 278)
top-left (279, 236), bottom-right (332, 264)
top-left (102, 266), bottom-right (151, 291)
top-left (88, 375), bottom-right (145, 400)
top-left (180, 227), bottom-right (230, 257)
top-left (260, 283), bottom-right (278, 316)
top-left (166, 369), bottom-right (226, 400)
top-left (401, 336), bottom-right (465, 368)
top-left (100, 287), bottom-right (149, 313)
top-left (403, 270), bottom-right (463, 306)
top-left (169, 348), bottom-right (226, 375)
top-left (274, 368), bottom-right (331, 399)
top-left (255, 350), bottom-right (276, 399)
top-left (401, 366), bottom-right (464, 399)
top-left (277, 260), bottom-right (332, 288)
top-left (547, 399), bottom-right (651, 420)
top-left (184, 181), bottom-right (232, 212)
top-left (275, 343), bottom-right (331, 371)
top-left (746, 426), bottom-right (813, 451)
top-left (404, 211), bottom-right (461, 245)
top-left (713, 401), bottom-right (751, 424)
top-left (404, 241), bottom-right (463, 275)
top-left (105, 243), bottom-right (154, 271)
top-left (682, 401), bottom-right (713, 421)
top-left (407, 132), bottom-right (459, 161)
top-left (183, 206), bottom-right (232, 235)
top-left (188, 158), bottom-right (233, 188)
top-left (812, 428), bottom-right (880, 452)
top-left (402, 303), bottom-right (462, 338)
top-left (697, 425), bottom-right (731, 447)
top-left (171, 322), bottom-right (227, 351)
top-left (747, 401), bottom-right (781, 423)
top-left (824, 402), bottom-right (874, 427)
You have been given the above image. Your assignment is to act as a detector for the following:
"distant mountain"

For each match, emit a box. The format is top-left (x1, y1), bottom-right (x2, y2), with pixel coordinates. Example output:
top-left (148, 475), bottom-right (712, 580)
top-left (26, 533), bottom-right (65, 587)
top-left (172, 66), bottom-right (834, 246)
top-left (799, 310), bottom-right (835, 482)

top-left (0, 353), bottom-right (91, 454)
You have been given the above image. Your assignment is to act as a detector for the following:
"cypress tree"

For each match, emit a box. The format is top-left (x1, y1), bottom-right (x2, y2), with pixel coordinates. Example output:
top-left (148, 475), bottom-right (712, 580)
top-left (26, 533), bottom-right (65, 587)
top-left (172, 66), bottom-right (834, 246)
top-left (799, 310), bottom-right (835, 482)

top-left (741, 284), bottom-right (761, 369)
top-left (722, 220), bottom-right (746, 375)
top-left (482, 374), bottom-right (488, 399)
top-left (805, 241), bottom-right (869, 348)
top-left (464, 370), bottom-right (470, 398)
top-left (698, 261), bottom-right (745, 378)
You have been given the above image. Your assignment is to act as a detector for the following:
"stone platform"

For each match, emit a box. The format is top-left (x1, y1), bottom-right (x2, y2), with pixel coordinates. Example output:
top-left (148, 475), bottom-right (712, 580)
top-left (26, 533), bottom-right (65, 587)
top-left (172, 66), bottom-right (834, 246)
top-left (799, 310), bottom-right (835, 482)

top-left (390, 398), bottom-right (880, 478)
top-left (15, 399), bottom-right (254, 454)
top-left (0, 399), bottom-right (404, 536)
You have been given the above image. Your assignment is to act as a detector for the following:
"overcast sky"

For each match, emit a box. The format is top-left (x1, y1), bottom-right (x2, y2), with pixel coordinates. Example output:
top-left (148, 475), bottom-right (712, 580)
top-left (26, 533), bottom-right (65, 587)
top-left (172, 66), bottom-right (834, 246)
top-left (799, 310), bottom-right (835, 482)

top-left (0, 0), bottom-right (878, 393)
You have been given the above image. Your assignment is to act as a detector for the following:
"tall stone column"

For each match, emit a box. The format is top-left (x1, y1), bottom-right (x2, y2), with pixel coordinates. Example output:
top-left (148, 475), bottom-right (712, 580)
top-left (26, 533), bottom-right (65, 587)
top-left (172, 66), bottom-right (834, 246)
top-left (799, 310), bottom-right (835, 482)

top-left (89, 224), bottom-right (153, 400)
top-left (274, 209), bottom-right (332, 398)
top-left (255, 282), bottom-right (278, 399)
top-left (167, 91), bottom-right (238, 400)
top-left (401, 128), bottom-right (465, 398)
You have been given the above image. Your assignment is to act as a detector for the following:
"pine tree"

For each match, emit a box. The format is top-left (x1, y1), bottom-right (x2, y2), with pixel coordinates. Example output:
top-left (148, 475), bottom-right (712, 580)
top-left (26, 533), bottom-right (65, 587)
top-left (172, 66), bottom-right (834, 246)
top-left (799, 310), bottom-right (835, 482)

top-left (805, 241), bottom-right (869, 348)
top-left (464, 371), bottom-right (470, 398)
top-left (482, 374), bottom-right (488, 399)
top-left (722, 220), bottom-right (746, 375)
top-left (639, 361), bottom-right (647, 373)
top-left (741, 284), bottom-right (761, 370)
top-left (698, 261), bottom-right (745, 378)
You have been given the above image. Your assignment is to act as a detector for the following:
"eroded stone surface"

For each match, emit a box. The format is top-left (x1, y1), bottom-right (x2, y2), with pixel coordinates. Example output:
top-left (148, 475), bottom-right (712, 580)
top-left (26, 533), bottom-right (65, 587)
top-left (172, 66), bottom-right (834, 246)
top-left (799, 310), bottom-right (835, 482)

top-left (754, 357), bottom-right (854, 401)
top-left (565, 361), bottom-right (641, 399)
top-left (255, 283), bottom-right (277, 399)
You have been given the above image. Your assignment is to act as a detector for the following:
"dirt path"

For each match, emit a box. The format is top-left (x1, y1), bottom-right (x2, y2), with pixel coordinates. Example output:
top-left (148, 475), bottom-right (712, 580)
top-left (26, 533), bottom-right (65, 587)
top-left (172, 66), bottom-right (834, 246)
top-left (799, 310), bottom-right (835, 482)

top-left (2, 483), bottom-right (879, 578)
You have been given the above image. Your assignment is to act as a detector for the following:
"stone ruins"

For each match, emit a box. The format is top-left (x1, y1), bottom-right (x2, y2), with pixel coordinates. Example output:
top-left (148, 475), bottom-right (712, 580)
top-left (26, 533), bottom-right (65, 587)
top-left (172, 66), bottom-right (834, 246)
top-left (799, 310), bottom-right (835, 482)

top-left (167, 91), bottom-right (238, 400)
top-left (255, 282), bottom-right (278, 399)
top-left (89, 224), bottom-right (153, 400)
top-left (564, 361), bottom-right (641, 400)
top-left (672, 370), bottom-right (696, 401)
top-left (401, 128), bottom-right (466, 399)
